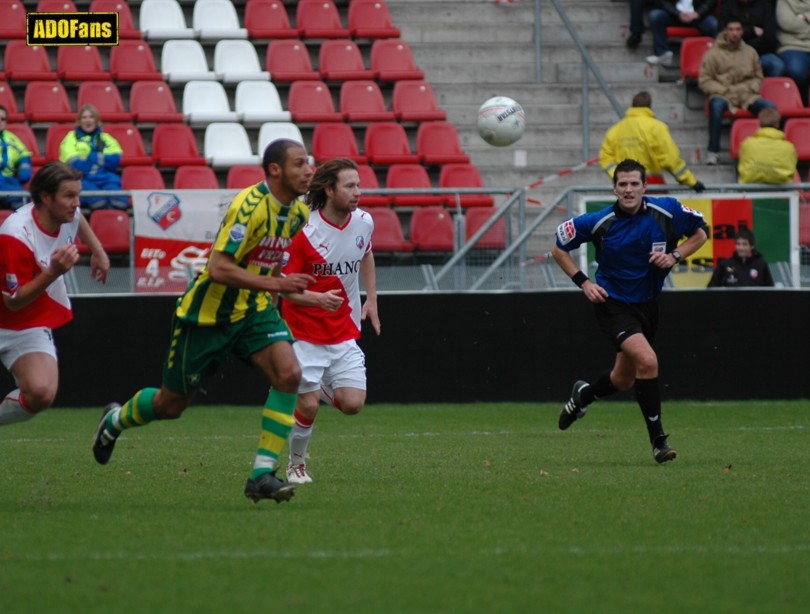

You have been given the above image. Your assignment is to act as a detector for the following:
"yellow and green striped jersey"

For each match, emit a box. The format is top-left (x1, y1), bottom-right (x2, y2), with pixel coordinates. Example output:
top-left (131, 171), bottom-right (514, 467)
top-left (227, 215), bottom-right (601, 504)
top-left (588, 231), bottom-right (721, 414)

top-left (176, 181), bottom-right (310, 326)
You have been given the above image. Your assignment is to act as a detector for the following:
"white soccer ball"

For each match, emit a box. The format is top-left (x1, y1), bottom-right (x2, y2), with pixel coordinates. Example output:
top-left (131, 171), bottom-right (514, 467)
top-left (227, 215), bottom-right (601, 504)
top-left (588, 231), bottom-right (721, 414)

top-left (476, 96), bottom-right (526, 147)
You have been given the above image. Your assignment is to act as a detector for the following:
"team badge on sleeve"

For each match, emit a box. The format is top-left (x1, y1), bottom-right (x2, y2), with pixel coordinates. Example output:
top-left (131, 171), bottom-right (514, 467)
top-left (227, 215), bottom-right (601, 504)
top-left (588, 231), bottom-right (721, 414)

top-left (229, 223), bottom-right (247, 243)
top-left (5, 273), bottom-right (18, 293)
top-left (556, 219), bottom-right (577, 245)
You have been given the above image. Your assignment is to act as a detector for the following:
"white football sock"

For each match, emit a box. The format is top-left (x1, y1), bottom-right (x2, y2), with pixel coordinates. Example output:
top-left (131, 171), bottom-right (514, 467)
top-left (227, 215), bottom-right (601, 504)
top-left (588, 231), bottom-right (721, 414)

top-left (288, 422), bottom-right (314, 465)
top-left (0, 390), bottom-right (36, 425)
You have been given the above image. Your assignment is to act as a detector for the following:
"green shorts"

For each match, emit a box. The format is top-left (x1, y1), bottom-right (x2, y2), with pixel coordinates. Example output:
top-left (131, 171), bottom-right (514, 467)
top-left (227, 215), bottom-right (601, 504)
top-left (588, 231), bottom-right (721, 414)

top-left (162, 307), bottom-right (295, 394)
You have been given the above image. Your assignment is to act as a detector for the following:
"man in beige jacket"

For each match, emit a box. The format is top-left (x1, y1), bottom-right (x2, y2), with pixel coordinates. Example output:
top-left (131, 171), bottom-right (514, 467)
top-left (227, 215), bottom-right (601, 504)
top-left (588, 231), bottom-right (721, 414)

top-left (699, 17), bottom-right (776, 164)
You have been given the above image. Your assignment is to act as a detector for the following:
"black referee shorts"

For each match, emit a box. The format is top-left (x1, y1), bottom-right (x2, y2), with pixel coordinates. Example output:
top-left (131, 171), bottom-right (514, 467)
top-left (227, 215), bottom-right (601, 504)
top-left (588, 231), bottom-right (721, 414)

top-left (594, 297), bottom-right (659, 350)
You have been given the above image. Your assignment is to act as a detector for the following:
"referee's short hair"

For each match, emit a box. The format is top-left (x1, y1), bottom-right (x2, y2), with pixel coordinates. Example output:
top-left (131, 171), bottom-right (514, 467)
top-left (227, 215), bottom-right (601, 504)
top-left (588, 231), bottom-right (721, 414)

top-left (613, 159), bottom-right (647, 184)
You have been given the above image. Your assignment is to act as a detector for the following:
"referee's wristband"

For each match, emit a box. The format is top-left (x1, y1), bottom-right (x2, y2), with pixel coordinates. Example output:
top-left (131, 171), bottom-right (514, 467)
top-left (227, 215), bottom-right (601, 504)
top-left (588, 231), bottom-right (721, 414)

top-left (571, 271), bottom-right (589, 288)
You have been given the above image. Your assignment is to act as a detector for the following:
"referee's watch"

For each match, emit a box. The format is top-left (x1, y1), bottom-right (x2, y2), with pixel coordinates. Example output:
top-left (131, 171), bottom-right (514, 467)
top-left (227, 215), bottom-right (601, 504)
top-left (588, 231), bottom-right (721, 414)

top-left (671, 250), bottom-right (682, 264)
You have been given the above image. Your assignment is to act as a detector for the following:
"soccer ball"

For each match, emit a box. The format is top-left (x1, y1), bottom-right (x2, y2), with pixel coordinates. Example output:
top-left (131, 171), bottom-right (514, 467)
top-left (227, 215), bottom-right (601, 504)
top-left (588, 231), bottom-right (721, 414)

top-left (476, 96), bottom-right (526, 147)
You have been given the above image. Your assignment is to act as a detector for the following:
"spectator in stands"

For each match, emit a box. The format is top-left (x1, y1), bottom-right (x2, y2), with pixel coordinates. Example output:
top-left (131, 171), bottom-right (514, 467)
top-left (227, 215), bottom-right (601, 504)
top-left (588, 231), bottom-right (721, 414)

top-left (707, 228), bottom-right (775, 286)
top-left (59, 104), bottom-right (127, 212)
top-left (737, 108), bottom-right (798, 183)
top-left (627, 0), bottom-right (653, 49)
top-left (646, 0), bottom-right (719, 65)
top-left (699, 17), bottom-right (776, 165)
top-left (722, 0), bottom-right (786, 76)
top-left (0, 162), bottom-right (109, 432)
top-left (0, 105), bottom-right (32, 210)
top-left (776, 0), bottom-right (810, 104)
top-left (600, 91), bottom-right (706, 191)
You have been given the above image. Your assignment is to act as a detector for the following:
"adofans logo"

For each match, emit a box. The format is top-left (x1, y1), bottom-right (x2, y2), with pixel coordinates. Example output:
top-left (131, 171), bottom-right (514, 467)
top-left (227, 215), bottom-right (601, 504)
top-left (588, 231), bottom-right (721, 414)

top-left (27, 12), bottom-right (118, 46)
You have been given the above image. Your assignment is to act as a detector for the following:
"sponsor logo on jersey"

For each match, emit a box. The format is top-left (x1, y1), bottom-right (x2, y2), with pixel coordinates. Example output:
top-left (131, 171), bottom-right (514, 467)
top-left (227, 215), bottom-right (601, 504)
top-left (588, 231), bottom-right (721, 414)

top-left (247, 235), bottom-right (291, 268)
top-left (311, 259), bottom-right (362, 276)
top-left (557, 219), bottom-right (576, 245)
top-left (680, 203), bottom-right (704, 217)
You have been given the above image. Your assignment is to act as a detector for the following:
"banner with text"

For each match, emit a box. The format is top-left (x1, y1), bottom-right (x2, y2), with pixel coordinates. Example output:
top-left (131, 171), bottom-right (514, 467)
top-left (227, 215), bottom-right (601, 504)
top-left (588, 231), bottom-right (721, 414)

top-left (132, 189), bottom-right (238, 293)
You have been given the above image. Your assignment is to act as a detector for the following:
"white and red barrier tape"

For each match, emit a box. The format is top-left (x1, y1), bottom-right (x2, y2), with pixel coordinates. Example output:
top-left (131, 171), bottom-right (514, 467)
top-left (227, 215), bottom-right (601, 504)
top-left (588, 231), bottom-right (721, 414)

top-left (523, 156), bottom-right (602, 205)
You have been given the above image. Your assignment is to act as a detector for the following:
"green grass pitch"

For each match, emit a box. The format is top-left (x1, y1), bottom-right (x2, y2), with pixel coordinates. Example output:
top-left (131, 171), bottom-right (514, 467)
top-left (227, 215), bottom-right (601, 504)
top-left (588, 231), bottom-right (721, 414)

top-left (1, 401), bottom-right (808, 613)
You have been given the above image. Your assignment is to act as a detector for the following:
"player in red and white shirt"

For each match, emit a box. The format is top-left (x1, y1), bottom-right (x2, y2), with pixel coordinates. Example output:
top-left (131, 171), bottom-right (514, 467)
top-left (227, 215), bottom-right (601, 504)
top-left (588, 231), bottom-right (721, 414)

top-left (281, 158), bottom-right (380, 484)
top-left (0, 162), bottom-right (109, 429)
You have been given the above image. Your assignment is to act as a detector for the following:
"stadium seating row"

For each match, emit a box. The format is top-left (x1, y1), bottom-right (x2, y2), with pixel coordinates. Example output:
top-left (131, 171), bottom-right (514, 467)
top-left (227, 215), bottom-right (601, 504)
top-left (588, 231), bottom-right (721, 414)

top-left (9, 120), bottom-right (470, 171)
top-left (0, 0), bottom-right (401, 42)
top-left (0, 38), bottom-right (424, 86)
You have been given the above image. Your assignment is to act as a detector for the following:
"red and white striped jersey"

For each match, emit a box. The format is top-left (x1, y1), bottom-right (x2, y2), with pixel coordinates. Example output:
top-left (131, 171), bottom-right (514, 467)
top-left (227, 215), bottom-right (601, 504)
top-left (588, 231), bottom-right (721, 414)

top-left (0, 204), bottom-right (79, 330)
top-left (283, 208), bottom-right (374, 344)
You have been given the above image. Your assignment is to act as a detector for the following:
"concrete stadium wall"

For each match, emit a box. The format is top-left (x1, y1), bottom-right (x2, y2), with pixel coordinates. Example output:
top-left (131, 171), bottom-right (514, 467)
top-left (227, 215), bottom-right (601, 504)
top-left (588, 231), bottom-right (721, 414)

top-left (3, 291), bottom-right (808, 408)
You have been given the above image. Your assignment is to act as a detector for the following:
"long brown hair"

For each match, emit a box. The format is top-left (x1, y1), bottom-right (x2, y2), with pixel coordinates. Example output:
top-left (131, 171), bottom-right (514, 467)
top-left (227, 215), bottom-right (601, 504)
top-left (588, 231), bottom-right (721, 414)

top-left (305, 158), bottom-right (358, 210)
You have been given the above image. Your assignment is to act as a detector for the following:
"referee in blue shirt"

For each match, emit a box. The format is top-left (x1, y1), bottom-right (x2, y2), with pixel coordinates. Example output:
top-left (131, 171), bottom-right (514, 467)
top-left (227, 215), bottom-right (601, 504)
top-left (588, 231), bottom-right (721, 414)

top-left (551, 159), bottom-right (709, 463)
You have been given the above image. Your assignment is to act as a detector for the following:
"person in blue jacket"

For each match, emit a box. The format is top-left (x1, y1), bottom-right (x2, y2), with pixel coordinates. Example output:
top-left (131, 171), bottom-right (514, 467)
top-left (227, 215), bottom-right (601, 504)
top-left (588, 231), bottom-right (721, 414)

top-left (59, 104), bottom-right (127, 212)
top-left (0, 105), bottom-right (32, 209)
top-left (551, 158), bottom-right (709, 464)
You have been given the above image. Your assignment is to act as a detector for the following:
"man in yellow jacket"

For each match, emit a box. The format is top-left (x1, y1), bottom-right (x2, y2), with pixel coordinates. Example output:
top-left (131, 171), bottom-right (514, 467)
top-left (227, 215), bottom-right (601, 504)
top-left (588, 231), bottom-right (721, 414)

top-left (738, 108), bottom-right (798, 184)
top-left (0, 105), bottom-right (32, 209)
top-left (600, 91), bottom-right (706, 191)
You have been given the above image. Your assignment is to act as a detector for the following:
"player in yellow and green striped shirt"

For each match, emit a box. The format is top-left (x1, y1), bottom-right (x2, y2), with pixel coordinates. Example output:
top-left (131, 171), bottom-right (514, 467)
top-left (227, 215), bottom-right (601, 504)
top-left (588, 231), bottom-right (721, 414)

top-left (92, 139), bottom-right (316, 504)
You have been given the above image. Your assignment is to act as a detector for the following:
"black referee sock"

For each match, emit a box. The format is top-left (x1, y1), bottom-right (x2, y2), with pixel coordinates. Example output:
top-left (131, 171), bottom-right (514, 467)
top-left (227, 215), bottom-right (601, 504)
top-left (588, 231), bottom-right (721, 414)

top-left (634, 377), bottom-right (665, 444)
top-left (581, 372), bottom-right (619, 406)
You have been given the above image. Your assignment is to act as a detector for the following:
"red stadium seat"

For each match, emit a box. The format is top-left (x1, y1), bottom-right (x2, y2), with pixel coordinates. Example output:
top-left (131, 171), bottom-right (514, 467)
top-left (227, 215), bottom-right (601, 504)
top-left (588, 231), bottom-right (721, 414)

top-left (227, 165), bottom-right (265, 189)
top-left (121, 166), bottom-right (166, 190)
top-left (680, 37), bottom-right (714, 109)
top-left (45, 123), bottom-right (74, 162)
top-left (729, 118), bottom-right (760, 160)
top-left (465, 207), bottom-right (505, 249)
top-left (89, 0), bottom-right (141, 39)
top-left (348, 0), bottom-right (401, 39)
top-left (7, 123), bottom-right (46, 165)
top-left (110, 41), bottom-right (163, 82)
top-left (0, 210), bottom-right (14, 225)
top-left (759, 77), bottom-right (810, 118)
top-left (77, 82), bottom-right (133, 123)
top-left (151, 123), bottom-right (206, 167)
top-left (416, 122), bottom-right (470, 165)
top-left (245, 0), bottom-right (298, 39)
top-left (385, 164), bottom-right (444, 207)
top-left (319, 40), bottom-right (377, 81)
top-left (785, 118), bottom-right (810, 161)
top-left (103, 124), bottom-right (154, 166)
top-left (356, 164), bottom-right (388, 206)
top-left (265, 40), bottom-right (320, 82)
top-left (364, 122), bottom-right (419, 165)
top-left (57, 46), bottom-right (107, 82)
top-left (439, 163), bottom-right (494, 208)
top-left (367, 208), bottom-right (413, 252)
top-left (370, 39), bottom-right (425, 81)
top-left (89, 209), bottom-right (131, 257)
top-left (24, 81), bottom-right (74, 123)
top-left (312, 123), bottom-right (367, 164)
top-left (340, 81), bottom-right (395, 122)
top-left (296, 0), bottom-right (350, 39)
top-left (392, 80), bottom-right (447, 122)
top-left (4, 41), bottom-right (57, 82)
top-left (36, 0), bottom-right (77, 11)
top-left (0, 83), bottom-right (25, 123)
top-left (288, 81), bottom-right (344, 122)
top-left (0, 2), bottom-right (26, 40)
top-left (129, 81), bottom-right (184, 123)
top-left (173, 165), bottom-right (219, 189)
top-left (410, 206), bottom-right (455, 252)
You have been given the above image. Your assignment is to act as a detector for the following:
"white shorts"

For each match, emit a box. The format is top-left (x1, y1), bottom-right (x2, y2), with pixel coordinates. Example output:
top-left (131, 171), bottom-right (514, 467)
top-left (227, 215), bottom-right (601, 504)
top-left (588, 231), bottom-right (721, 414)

top-left (293, 339), bottom-right (367, 394)
top-left (0, 327), bottom-right (57, 372)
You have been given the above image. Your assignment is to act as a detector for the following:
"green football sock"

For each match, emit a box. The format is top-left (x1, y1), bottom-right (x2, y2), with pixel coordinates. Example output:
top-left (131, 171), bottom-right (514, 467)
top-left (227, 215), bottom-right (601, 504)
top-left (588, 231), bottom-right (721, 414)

top-left (105, 387), bottom-right (159, 438)
top-left (251, 389), bottom-right (297, 479)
